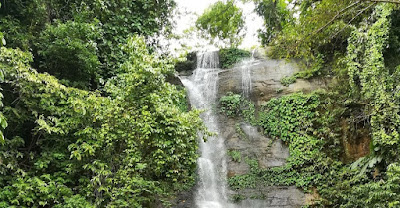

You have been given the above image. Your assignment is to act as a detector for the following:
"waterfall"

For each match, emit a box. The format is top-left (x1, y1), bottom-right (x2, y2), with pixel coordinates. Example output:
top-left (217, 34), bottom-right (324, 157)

top-left (240, 59), bottom-right (252, 99)
top-left (197, 51), bottom-right (220, 69)
top-left (181, 51), bottom-right (233, 208)
top-left (181, 51), bottom-right (268, 208)
top-left (240, 50), bottom-right (256, 99)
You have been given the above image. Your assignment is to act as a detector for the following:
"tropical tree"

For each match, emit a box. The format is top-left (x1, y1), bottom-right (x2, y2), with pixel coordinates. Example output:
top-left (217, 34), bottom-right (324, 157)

top-left (196, 0), bottom-right (245, 47)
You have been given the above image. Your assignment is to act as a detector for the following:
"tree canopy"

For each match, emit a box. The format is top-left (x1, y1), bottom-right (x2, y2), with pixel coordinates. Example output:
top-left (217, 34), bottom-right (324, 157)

top-left (0, 0), bottom-right (177, 88)
top-left (196, 0), bottom-right (245, 48)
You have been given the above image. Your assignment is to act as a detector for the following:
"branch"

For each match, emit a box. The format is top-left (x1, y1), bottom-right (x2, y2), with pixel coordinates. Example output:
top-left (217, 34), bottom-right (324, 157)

top-left (368, 0), bottom-right (400, 4)
top-left (311, 0), bottom-right (362, 36)
top-left (330, 2), bottom-right (377, 39)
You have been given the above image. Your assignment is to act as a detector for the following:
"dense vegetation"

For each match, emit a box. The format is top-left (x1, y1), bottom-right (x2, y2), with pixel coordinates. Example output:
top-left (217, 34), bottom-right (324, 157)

top-left (0, 1), bottom-right (207, 207)
top-left (2, 0), bottom-right (400, 207)
top-left (219, 48), bottom-right (251, 68)
top-left (222, 0), bottom-right (400, 207)
top-left (0, 0), bottom-right (176, 88)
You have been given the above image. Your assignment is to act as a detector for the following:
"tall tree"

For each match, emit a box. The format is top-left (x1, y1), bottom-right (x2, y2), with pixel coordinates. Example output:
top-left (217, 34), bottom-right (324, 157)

top-left (252, 0), bottom-right (292, 45)
top-left (196, 0), bottom-right (245, 48)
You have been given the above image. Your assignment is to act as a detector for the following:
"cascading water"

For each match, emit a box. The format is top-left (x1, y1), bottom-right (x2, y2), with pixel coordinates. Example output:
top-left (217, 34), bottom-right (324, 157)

top-left (240, 49), bottom-right (257, 98)
top-left (240, 60), bottom-right (253, 99)
top-left (181, 51), bottom-right (233, 208)
top-left (181, 51), bottom-right (268, 208)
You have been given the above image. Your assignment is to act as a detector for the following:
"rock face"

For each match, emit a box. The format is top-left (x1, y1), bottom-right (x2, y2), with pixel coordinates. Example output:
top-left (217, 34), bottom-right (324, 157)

top-left (218, 58), bottom-right (325, 105)
top-left (237, 186), bottom-right (306, 208)
top-left (220, 113), bottom-right (307, 207)
top-left (222, 119), bottom-right (290, 177)
top-left (217, 55), bottom-right (325, 207)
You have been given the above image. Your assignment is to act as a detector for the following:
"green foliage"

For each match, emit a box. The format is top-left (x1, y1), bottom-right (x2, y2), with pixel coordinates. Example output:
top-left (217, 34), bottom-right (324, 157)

top-left (231, 194), bottom-right (247, 203)
top-left (196, 0), bottom-right (245, 47)
top-left (228, 173), bottom-right (257, 190)
top-left (36, 20), bottom-right (101, 89)
top-left (219, 92), bottom-right (255, 123)
top-left (219, 92), bottom-right (242, 116)
top-left (227, 84), bottom-right (400, 206)
top-left (175, 52), bottom-right (197, 72)
top-left (235, 123), bottom-right (248, 140)
top-left (0, 36), bottom-right (205, 207)
top-left (259, 0), bottom-right (378, 78)
top-left (258, 92), bottom-right (320, 142)
top-left (280, 76), bottom-right (296, 86)
top-left (253, 0), bottom-right (292, 44)
top-left (219, 48), bottom-right (251, 69)
top-left (228, 150), bottom-right (242, 163)
top-left (0, 0), bottom-right (177, 86)
top-left (0, 16), bottom-right (30, 51)
top-left (346, 4), bottom-right (400, 164)
top-left (174, 86), bottom-right (190, 112)
top-left (233, 1), bottom-right (400, 207)
top-left (225, 92), bottom-right (337, 202)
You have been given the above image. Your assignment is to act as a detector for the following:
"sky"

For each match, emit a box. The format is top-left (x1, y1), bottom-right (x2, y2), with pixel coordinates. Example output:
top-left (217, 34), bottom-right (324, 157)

top-left (168, 0), bottom-right (264, 55)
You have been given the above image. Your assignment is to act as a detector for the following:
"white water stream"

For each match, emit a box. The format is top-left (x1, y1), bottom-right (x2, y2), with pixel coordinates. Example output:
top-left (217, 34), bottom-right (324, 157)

top-left (181, 51), bottom-right (232, 208)
top-left (181, 51), bottom-right (264, 208)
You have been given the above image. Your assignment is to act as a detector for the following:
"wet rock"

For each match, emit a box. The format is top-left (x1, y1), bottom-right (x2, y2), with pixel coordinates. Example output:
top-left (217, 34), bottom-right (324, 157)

top-left (217, 58), bottom-right (325, 106)
top-left (341, 120), bottom-right (371, 162)
top-left (172, 187), bottom-right (196, 208)
top-left (177, 53), bottom-right (324, 208)
top-left (166, 74), bottom-right (184, 86)
top-left (221, 117), bottom-right (291, 176)
top-left (175, 52), bottom-right (197, 73)
top-left (235, 186), bottom-right (306, 208)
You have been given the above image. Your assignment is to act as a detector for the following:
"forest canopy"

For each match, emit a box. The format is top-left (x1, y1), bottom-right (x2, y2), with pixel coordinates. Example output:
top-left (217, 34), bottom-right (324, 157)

top-left (2, 0), bottom-right (400, 207)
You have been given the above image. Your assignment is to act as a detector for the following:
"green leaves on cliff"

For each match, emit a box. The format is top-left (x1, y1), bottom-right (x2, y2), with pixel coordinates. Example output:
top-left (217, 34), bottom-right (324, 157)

top-left (219, 48), bottom-right (251, 69)
top-left (347, 4), bottom-right (400, 163)
top-left (228, 93), bottom-right (331, 192)
top-left (219, 92), bottom-right (255, 123)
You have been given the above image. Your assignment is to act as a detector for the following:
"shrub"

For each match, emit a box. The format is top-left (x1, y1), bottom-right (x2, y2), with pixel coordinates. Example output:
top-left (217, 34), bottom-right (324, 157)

top-left (219, 48), bottom-right (251, 69)
top-left (36, 21), bottom-right (101, 89)
top-left (219, 92), bottom-right (242, 116)
top-left (280, 76), bottom-right (296, 86)
top-left (175, 52), bottom-right (197, 72)
top-left (228, 150), bottom-right (242, 163)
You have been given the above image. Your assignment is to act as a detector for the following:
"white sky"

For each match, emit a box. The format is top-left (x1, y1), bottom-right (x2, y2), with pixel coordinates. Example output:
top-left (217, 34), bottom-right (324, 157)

top-left (168, 0), bottom-right (264, 55)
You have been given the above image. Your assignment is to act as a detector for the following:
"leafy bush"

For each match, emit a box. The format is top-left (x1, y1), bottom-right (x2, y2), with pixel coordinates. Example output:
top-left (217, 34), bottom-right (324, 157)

top-left (0, 36), bottom-right (205, 207)
top-left (219, 92), bottom-right (242, 116)
top-left (175, 52), bottom-right (197, 72)
top-left (219, 92), bottom-right (256, 125)
top-left (280, 76), bottom-right (296, 86)
top-left (219, 48), bottom-right (251, 69)
top-left (36, 21), bottom-right (101, 89)
top-left (228, 150), bottom-right (242, 163)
